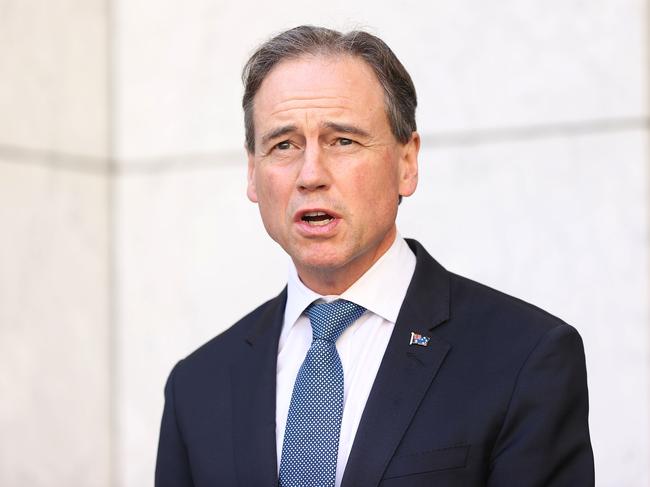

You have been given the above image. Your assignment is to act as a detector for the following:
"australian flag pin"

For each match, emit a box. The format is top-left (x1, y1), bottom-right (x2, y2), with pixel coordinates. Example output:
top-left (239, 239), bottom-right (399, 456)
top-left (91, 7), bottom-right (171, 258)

top-left (409, 332), bottom-right (430, 347)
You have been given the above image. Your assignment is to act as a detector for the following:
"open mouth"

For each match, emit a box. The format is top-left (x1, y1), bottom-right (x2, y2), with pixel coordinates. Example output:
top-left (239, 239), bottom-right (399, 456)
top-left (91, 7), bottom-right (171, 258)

top-left (301, 211), bottom-right (335, 226)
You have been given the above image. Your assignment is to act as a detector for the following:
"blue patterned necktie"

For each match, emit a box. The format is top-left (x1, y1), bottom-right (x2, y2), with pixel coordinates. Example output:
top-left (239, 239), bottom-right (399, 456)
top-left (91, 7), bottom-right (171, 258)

top-left (279, 299), bottom-right (366, 487)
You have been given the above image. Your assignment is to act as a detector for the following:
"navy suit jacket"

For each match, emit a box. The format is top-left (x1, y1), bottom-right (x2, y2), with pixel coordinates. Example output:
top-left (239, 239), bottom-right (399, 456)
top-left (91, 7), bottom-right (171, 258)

top-left (155, 239), bottom-right (594, 486)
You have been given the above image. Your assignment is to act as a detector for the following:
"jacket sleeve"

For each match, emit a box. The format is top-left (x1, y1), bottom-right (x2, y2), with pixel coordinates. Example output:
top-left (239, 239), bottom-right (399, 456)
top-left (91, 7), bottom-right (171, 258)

top-left (155, 361), bottom-right (194, 487)
top-left (487, 324), bottom-right (595, 486)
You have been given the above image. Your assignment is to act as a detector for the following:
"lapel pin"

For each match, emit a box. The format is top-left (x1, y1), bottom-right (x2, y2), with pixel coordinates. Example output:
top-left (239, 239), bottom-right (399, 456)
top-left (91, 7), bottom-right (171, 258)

top-left (409, 332), bottom-right (430, 347)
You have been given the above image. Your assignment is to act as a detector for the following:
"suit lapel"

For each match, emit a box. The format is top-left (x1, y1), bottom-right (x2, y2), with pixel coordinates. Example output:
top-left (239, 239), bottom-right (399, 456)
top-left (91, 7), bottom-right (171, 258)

top-left (230, 289), bottom-right (286, 487)
top-left (341, 240), bottom-right (452, 487)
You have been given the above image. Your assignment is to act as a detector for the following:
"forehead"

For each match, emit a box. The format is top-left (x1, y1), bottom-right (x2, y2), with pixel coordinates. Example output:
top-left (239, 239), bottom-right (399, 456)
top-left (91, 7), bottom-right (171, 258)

top-left (252, 54), bottom-right (387, 129)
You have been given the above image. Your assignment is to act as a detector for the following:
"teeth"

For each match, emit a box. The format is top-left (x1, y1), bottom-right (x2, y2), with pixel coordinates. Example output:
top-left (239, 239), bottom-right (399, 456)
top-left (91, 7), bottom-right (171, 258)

top-left (307, 218), bottom-right (331, 226)
top-left (304, 211), bottom-right (327, 217)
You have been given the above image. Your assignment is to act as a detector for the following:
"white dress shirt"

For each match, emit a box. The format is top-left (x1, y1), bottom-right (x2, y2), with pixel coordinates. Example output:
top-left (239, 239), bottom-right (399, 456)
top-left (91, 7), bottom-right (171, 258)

top-left (276, 235), bottom-right (417, 487)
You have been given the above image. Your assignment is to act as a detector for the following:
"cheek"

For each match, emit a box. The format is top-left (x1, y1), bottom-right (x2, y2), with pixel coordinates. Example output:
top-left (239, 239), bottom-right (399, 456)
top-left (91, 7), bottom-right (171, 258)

top-left (348, 167), bottom-right (399, 223)
top-left (255, 170), bottom-right (293, 220)
top-left (357, 154), bottom-right (400, 197)
top-left (255, 167), bottom-right (280, 200)
top-left (370, 155), bottom-right (401, 213)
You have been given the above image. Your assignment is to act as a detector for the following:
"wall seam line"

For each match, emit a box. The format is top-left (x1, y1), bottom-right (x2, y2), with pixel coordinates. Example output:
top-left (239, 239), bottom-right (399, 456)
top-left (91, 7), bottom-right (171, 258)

top-left (1, 116), bottom-right (648, 176)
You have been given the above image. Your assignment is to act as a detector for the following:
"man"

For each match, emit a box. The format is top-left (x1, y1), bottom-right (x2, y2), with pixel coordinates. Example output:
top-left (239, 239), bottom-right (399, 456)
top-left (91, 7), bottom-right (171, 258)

top-left (155, 26), bottom-right (594, 486)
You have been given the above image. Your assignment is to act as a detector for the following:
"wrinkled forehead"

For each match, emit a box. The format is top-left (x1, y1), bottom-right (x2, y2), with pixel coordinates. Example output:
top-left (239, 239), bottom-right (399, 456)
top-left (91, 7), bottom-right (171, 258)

top-left (251, 54), bottom-right (388, 128)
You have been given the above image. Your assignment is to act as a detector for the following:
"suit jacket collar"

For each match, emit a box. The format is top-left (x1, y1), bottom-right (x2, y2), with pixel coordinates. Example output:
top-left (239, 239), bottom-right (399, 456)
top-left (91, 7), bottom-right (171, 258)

top-left (341, 239), bottom-right (452, 487)
top-left (231, 287), bottom-right (286, 486)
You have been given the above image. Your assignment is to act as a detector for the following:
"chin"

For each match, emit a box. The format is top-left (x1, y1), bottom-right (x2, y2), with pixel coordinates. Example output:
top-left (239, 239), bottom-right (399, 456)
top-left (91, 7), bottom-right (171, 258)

top-left (297, 252), bottom-right (346, 271)
top-left (292, 244), bottom-right (351, 272)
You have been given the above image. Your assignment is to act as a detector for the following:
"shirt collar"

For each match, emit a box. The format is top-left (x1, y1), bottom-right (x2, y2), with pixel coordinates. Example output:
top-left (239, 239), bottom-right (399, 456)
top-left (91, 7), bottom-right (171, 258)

top-left (282, 233), bottom-right (416, 336)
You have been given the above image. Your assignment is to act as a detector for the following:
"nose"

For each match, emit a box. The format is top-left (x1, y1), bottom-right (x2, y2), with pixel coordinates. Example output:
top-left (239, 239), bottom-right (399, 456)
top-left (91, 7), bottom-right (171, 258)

top-left (296, 143), bottom-right (330, 192)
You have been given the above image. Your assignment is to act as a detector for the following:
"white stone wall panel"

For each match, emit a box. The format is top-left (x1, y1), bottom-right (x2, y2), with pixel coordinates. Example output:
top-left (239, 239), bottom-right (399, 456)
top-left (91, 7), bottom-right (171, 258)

top-left (0, 161), bottom-right (110, 487)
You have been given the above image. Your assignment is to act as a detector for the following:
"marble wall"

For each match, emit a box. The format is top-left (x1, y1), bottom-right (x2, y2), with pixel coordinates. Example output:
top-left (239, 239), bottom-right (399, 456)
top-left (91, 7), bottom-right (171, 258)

top-left (0, 1), bottom-right (111, 486)
top-left (1, 0), bottom-right (648, 485)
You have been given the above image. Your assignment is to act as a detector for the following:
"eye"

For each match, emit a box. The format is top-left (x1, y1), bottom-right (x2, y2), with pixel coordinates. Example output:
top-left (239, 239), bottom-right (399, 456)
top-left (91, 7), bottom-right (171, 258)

top-left (275, 140), bottom-right (292, 150)
top-left (336, 138), bottom-right (354, 146)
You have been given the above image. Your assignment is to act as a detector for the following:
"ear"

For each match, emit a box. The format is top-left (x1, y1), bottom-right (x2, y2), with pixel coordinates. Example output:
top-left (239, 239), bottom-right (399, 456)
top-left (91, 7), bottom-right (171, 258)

top-left (398, 131), bottom-right (419, 198)
top-left (246, 150), bottom-right (259, 203)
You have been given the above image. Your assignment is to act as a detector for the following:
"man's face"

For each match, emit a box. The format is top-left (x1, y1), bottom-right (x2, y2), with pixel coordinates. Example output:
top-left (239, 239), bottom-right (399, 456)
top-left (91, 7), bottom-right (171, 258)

top-left (247, 55), bottom-right (419, 293)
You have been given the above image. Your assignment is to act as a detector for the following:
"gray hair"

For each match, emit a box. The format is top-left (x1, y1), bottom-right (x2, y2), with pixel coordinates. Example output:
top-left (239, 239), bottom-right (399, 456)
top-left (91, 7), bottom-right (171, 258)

top-left (242, 25), bottom-right (417, 153)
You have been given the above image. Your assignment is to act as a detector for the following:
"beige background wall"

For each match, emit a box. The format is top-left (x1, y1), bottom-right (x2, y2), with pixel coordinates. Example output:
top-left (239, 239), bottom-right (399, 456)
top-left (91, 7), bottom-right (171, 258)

top-left (0, 1), bottom-right (112, 485)
top-left (1, 0), bottom-right (648, 485)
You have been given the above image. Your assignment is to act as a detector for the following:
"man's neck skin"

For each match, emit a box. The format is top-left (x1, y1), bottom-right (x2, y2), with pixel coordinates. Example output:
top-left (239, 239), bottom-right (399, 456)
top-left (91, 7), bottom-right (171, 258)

top-left (294, 227), bottom-right (397, 295)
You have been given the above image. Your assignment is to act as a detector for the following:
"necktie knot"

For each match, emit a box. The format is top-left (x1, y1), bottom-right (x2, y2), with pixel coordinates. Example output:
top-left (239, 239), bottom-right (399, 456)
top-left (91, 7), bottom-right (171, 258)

top-left (305, 299), bottom-right (366, 343)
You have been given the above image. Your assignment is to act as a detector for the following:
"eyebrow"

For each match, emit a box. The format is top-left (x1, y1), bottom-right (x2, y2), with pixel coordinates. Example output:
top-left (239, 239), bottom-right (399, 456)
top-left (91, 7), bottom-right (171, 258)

top-left (321, 122), bottom-right (371, 139)
top-left (259, 121), bottom-right (372, 147)
top-left (260, 125), bottom-right (297, 146)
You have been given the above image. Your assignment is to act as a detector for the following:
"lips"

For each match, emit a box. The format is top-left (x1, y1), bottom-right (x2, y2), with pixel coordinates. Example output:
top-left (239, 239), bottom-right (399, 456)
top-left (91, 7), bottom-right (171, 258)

top-left (294, 208), bottom-right (341, 235)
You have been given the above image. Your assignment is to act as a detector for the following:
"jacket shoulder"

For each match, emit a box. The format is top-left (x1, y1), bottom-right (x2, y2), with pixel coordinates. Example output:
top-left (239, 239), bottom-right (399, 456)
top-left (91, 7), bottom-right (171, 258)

top-left (406, 238), bottom-right (575, 339)
top-left (175, 289), bottom-right (286, 374)
top-left (447, 270), bottom-right (578, 343)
